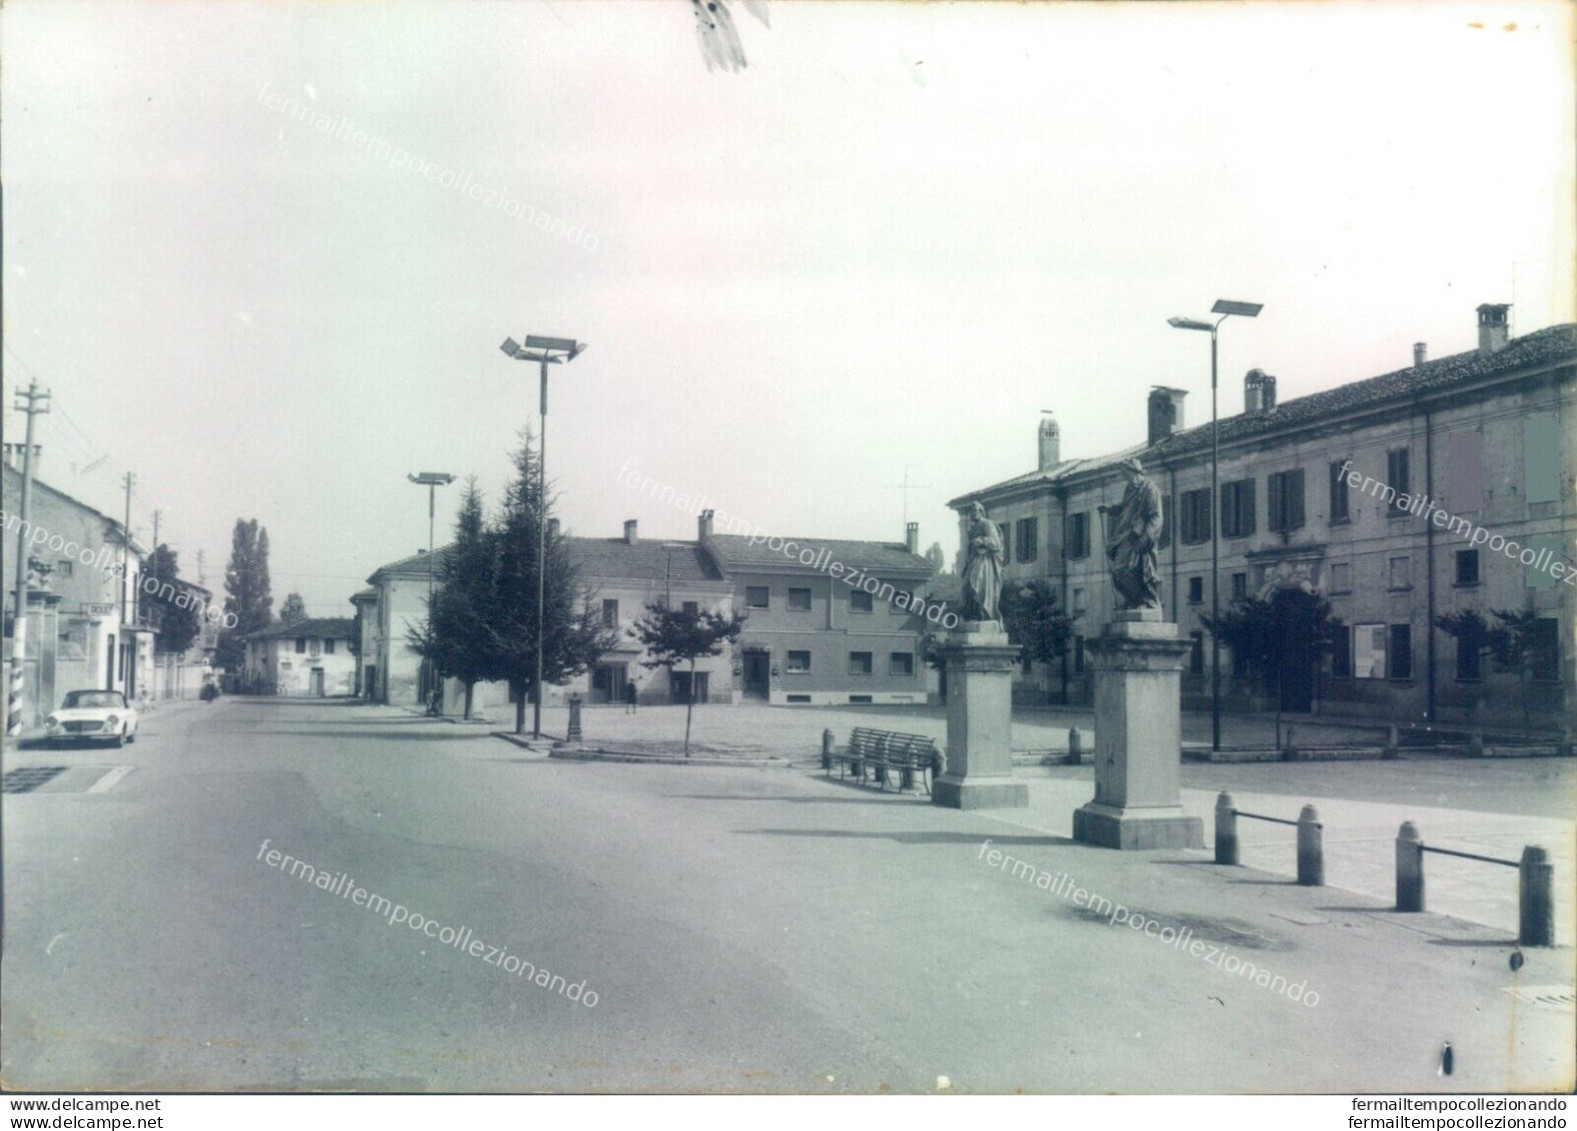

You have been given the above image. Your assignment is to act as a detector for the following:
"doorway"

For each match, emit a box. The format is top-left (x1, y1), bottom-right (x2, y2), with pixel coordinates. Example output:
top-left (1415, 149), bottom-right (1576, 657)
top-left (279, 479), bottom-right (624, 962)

top-left (310, 668), bottom-right (325, 697)
top-left (742, 651), bottom-right (770, 700)
top-left (591, 662), bottom-right (627, 704)
top-left (1272, 589), bottom-right (1314, 713)
top-left (671, 670), bottom-right (709, 705)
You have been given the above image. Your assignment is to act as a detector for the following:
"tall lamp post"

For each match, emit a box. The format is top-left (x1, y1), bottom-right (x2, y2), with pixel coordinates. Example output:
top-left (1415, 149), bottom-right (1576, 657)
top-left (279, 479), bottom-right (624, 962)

top-left (500, 334), bottom-right (587, 739)
top-left (1167, 299), bottom-right (1263, 753)
top-left (408, 471), bottom-right (455, 711)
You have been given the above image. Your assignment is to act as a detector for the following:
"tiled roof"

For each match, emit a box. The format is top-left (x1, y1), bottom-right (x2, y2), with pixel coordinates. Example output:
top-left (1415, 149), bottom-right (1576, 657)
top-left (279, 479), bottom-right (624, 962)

top-left (704, 534), bottom-right (934, 576)
top-left (368, 538), bottom-right (725, 585)
top-left (565, 538), bottom-right (725, 583)
top-left (243, 617), bottom-right (356, 641)
top-left (948, 442), bottom-right (1150, 507)
top-left (1147, 323), bottom-right (1576, 464)
top-left (953, 323), bottom-right (1576, 506)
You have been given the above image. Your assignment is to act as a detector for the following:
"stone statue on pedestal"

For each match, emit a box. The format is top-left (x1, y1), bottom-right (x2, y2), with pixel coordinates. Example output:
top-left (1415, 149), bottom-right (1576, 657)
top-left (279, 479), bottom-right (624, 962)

top-left (1098, 458), bottom-right (1163, 612)
top-left (959, 502), bottom-right (1003, 623)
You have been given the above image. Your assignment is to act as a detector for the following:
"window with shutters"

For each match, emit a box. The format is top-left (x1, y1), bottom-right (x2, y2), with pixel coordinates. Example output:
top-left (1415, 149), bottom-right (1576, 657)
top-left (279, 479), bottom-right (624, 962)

top-left (1015, 517), bottom-right (1038, 563)
top-left (1220, 479), bottom-right (1256, 538)
top-left (1387, 448), bottom-right (1411, 514)
top-left (1389, 624), bottom-right (1412, 680)
top-left (1179, 489), bottom-right (1211, 544)
top-left (1267, 469), bottom-right (1305, 532)
top-left (1531, 618), bottom-right (1560, 683)
top-left (1331, 625), bottom-right (1353, 678)
top-left (1066, 512), bottom-right (1090, 560)
top-left (1328, 461), bottom-right (1351, 524)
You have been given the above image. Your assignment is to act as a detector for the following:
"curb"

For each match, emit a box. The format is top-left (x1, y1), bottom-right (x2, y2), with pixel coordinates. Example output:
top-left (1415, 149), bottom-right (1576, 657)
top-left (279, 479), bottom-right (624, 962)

top-left (545, 745), bottom-right (795, 768)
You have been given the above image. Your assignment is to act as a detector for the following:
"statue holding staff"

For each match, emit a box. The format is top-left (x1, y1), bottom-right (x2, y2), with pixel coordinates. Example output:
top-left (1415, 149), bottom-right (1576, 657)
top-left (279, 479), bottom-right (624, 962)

top-left (960, 501), bottom-right (1003, 622)
top-left (1098, 458), bottom-right (1164, 611)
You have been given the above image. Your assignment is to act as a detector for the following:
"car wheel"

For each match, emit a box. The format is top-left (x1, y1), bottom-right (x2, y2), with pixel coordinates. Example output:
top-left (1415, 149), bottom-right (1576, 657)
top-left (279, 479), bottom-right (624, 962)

top-left (113, 730), bottom-right (125, 749)
top-left (127, 727), bottom-right (137, 744)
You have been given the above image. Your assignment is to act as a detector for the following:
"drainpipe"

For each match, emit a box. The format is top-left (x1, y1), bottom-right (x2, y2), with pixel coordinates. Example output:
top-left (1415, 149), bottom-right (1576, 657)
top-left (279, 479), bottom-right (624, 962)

top-left (1168, 464), bottom-right (1179, 618)
top-left (1424, 404), bottom-right (1437, 723)
top-left (1058, 486), bottom-right (1071, 704)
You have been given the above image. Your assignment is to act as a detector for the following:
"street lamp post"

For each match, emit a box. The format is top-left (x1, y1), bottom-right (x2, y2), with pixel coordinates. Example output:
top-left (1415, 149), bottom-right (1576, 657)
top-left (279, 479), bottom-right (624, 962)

top-left (1168, 299), bottom-right (1263, 753)
top-left (408, 471), bottom-right (455, 713)
top-left (500, 334), bottom-right (587, 739)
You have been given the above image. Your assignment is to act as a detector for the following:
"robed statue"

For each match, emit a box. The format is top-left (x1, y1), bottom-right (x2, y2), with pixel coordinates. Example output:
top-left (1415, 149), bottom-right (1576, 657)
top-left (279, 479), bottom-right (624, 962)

top-left (1098, 458), bottom-right (1163, 611)
top-left (960, 502), bottom-right (1003, 622)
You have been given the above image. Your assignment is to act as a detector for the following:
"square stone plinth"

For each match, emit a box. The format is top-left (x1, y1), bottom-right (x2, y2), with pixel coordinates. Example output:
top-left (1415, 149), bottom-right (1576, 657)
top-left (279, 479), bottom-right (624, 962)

top-left (1073, 802), bottom-right (1204, 850)
top-left (933, 775), bottom-right (1028, 810)
top-left (932, 626), bottom-right (1027, 810)
top-left (1074, 618), bottom-right (1199, 849)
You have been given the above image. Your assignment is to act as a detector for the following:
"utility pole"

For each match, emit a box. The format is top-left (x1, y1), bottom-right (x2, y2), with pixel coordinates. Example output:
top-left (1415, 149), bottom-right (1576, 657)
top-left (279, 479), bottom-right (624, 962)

top-left (120, 472), bottom-right (135, 699)
top-left (120, 472), bottom-right (136, 627)
top-left (6, 380), bottom-right (51, 740)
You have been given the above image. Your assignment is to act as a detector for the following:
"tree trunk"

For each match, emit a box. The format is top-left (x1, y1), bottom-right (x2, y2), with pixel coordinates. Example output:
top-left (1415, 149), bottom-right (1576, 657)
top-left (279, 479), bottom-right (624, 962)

top-left (463, 681), bottom-right (474, 721)
top-left (513, 679), bottom-right (526, 735)
top-left (684, 657), bottom-right (696, 757)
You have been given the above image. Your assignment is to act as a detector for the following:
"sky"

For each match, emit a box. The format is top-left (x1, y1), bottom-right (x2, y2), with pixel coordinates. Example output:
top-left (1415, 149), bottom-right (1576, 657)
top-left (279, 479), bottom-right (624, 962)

top-left (3, 0), bottom-right (1572, 616)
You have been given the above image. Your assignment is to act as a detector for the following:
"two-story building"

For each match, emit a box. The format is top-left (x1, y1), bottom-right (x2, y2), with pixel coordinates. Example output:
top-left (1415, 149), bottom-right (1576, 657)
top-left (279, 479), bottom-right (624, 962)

top-left (699, 512), bottom-right (935, 705)
top-left (951, 305), bottom-right (1575, 731)
top-left (2, 470), bottom-right (153, 723)
top-left (358, 514), bottom-right (938, 712)
top-left (361, 521), bottom-right (738, 711)
top-left (240, 618), bottom-right (358, 696)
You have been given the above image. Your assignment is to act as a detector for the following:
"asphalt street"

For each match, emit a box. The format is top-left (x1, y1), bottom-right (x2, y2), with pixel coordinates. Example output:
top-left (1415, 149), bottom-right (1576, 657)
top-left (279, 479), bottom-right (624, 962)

top-left (2, 697), bottom-right (1571, 1094)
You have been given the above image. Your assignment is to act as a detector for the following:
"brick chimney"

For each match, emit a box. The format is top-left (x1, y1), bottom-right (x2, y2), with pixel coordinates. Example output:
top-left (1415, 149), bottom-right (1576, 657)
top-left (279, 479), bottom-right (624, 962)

top-left (1477, 303), bottom-right (1510, 356)
top-left (905, 521), bottom-right (919, 554)
top-left (697, 509), bottom-right (714, 539)
top-left (1038, 414), bottom-right (1061, 470)
top-left (1413, 342), bottom-right (1427, 368)
top-left (1147, 387), bottom-right (1188, 444)
top-left (623, 519), bottom-right (638, 545)
top-left (1244, 369), bottom-right (1277, 414)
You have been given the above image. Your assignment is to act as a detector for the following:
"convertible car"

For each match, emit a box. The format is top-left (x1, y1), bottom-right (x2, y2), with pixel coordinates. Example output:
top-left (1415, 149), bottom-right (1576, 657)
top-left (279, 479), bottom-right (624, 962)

top-left (44, 689), bottom-right (140, 748)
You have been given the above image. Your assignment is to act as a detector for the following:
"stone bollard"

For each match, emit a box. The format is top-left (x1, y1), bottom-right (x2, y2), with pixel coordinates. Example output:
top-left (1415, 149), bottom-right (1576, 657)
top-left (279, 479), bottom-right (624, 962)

top-left (1215, 792), bottom-right (1239, 865)
top-left (1469, 730), bottom-right (1485, 758)
top-left (1282, 724), bottom-right (1298, 762)
top-left (566, 695), bottom-right (583, 744)
top-left (1296, 805), bottom-right (1324, 886)
top-left (821, 728), bottom-right (835, 770)
top-left (1396, 821), bottom-right (1425, 911)
top-left (1067, 727), bottom-right (1082, 765)
top-left (1519, 845), bottom-right (1555, 947)
top-left (1383, 723), bottom-right (1400, 760)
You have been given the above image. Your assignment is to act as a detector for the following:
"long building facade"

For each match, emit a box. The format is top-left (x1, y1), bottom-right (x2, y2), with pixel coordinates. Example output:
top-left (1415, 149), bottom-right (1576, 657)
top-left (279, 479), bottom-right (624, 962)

top-left (358, 514), bottom-right (937, 712)
top-left (951, 305), bottom-right (1575, 732)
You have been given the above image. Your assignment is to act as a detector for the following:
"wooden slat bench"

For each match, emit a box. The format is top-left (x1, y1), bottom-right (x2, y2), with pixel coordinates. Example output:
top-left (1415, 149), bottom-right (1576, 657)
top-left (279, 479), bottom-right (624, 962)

top-left (826, 726), bottom-right (943, 794)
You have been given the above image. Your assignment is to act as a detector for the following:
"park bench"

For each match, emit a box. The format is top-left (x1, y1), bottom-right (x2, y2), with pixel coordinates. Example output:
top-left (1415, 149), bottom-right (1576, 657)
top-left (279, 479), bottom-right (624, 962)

top-left (826, 726), bottom-right (943, 794)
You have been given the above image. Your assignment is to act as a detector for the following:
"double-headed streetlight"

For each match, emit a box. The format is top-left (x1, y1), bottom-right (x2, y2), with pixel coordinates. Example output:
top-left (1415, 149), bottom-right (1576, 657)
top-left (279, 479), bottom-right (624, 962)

top-left (1167, 299), bottom-right (1263, 753)
top-left (408, 471), bottom-right (455, 710)
top-left (499, 334), bottom-right (588, 739)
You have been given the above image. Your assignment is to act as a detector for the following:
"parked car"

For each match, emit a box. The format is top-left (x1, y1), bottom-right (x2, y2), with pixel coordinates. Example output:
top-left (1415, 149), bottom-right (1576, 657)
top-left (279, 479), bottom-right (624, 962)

top-left (44, 690), bottom-right (139, 748)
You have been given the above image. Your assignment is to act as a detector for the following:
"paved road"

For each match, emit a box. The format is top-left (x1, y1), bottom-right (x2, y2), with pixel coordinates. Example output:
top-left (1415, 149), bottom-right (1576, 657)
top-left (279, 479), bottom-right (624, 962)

top-left (2, 698), bottom-right (1571, 1094)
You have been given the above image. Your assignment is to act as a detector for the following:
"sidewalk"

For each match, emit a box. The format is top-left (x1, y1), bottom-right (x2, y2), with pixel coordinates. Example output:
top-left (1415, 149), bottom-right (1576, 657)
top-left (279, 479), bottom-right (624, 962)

top-left (974, 771), bottom-right (1575, 941)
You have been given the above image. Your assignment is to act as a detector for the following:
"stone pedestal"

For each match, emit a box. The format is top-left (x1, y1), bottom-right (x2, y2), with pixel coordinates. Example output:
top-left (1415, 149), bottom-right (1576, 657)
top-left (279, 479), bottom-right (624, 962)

top-left (932, 622), bottom-right (1028, 810)
top-left (1072, 611), bottom-right (1204, 849)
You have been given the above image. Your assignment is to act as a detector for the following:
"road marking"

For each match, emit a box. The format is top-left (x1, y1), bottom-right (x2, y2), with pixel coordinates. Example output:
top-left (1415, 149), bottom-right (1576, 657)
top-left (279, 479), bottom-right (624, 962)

top-left (45, 932), bottom-right (66, 956)
top-left (87, 765), bottom-right (135, 793)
